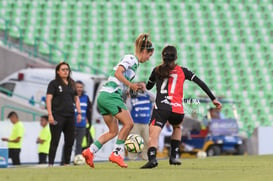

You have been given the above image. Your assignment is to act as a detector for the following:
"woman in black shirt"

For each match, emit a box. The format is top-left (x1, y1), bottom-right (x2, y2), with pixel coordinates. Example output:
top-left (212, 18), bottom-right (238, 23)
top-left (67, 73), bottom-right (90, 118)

top-left (46, 62), bottom-right (81, 166)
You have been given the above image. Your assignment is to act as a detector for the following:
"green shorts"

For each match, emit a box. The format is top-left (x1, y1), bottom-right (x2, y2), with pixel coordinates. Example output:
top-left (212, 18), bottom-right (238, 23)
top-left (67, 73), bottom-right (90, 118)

top-left (97, 91), bottom-right (127, 116)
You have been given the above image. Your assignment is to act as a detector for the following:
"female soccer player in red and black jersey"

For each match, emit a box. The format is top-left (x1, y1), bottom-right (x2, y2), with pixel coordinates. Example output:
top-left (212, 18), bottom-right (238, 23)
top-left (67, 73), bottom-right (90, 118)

top-left (141, 45), bottom-right (222, 169)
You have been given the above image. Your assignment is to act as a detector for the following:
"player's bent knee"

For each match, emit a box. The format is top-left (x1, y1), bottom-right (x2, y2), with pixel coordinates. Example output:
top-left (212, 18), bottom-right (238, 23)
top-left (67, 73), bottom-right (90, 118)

top-left (109, 127), bottom-right (119, 137)
top-left (109, 131), bottom-right (118, 138)
top-left (123, 119), bottom-right (134, 129)
top-left (128, 121), bottom-right (134, 129)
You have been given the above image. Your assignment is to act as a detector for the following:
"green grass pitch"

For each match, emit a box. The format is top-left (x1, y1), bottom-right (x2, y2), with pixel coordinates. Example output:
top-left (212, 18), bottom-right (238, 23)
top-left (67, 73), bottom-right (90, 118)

top-left (0, 155), bottom-right (272, 181)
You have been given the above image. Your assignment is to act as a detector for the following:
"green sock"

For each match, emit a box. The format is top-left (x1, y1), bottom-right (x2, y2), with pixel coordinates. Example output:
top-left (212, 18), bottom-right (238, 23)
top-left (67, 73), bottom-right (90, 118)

top-left (94, 140), bottom-right (103, 149)
top-left (90, 140), bottom-right (103, 153)
top-left (116, 139), bottom-right (125, 145)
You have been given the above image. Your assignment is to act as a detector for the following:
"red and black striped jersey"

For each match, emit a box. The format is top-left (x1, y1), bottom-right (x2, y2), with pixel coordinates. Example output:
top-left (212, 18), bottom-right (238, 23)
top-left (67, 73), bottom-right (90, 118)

top-left (147, 65), bottom-right (195, 114)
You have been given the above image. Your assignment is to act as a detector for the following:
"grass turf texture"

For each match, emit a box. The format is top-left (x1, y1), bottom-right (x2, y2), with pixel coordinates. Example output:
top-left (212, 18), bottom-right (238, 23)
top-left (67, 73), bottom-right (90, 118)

top-left (0, 155), bottom-right (272, 181)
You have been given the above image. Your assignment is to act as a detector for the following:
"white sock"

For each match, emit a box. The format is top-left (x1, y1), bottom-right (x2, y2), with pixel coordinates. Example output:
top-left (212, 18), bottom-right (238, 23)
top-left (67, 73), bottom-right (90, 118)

top-left (113, 144), bottom-right (125, 158)
top-left (89, 144), bottom-right (99, 153)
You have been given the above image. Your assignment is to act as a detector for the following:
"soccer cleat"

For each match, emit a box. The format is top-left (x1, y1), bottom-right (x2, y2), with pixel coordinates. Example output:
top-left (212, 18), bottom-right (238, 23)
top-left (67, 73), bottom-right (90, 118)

top-left (140, 159), bottom-right (158, 169)
top-left (82, 148), bottom-right (94, 168)
top-left (169, 157), bottom-right (182, 165)
top-left (109, 152), bottom-right (128, 168)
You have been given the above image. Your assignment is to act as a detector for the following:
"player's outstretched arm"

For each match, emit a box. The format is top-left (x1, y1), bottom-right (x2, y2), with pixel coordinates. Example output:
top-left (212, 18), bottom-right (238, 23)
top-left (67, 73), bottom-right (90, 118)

top-left (192, 76), bottom-right (222, 109)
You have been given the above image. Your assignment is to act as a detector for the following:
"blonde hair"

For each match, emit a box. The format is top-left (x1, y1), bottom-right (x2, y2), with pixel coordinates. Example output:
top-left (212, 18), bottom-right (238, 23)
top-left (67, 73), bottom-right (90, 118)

top-left (134, 33), bottom-right (153, 55)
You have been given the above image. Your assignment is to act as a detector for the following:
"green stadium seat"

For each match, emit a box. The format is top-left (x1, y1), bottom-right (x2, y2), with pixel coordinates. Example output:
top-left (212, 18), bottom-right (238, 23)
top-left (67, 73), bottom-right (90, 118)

top-left (0, 18), bottom-right (7, 30)
top-left (0, 0), bottom-right (272, 134)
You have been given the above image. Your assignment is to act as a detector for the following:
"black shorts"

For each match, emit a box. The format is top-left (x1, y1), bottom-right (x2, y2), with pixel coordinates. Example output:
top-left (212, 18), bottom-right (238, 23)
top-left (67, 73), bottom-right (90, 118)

top-left (150, 109), bottom-right (184, 128)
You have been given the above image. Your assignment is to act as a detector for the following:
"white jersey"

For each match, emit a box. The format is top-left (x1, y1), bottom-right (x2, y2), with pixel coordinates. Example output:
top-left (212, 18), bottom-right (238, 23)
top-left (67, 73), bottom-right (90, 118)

top-left (100, 54), bottom-right (139, 94)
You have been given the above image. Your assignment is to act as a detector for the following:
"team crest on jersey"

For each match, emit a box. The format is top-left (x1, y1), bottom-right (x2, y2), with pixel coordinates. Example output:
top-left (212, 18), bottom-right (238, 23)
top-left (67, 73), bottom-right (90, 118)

top-left (58, 85), bottom-right (63, 92)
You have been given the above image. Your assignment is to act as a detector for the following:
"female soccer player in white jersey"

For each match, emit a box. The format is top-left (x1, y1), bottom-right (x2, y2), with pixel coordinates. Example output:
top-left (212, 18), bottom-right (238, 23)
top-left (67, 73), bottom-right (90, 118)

top-left (141, 45), bottom-right (222, 168)
top-left (82, 33), bottom-right (154, 168)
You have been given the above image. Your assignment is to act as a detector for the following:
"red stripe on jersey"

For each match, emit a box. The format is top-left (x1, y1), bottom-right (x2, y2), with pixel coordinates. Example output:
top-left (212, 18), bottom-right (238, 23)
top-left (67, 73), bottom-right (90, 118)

top-left (168, 66), bottom-right (185, 114)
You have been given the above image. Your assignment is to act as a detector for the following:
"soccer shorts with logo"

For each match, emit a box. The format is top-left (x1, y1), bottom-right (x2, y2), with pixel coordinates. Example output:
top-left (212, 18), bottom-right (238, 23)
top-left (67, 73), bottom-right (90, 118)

top-left (150, 109), bottom-right (184, 128)
top-left (97, 91), bottom-right (127, 116)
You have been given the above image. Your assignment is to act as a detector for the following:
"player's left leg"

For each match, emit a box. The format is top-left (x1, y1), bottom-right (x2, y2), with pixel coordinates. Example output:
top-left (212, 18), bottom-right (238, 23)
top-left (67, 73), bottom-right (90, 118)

top-left (169, 124), bottom-right (182, 165)
top-left (168, 113), bottom-right (184, 165)
top-left (82, 114), bottom-right (118, 168)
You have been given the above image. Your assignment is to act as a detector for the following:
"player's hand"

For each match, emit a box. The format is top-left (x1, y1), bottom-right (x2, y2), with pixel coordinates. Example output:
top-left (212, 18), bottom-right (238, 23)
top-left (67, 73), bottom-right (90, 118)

top-left (137, 82), bottom-right (146, 91)
top-left (213, 99), bottom-right (222, 110)
top-left (1, 138), bottom-right (8, 142)
top-left (48, 114), bottom-right (55, 125)
top-left (77, 114), bottom-right (82, 123)
top-left (129, 83), bottom-right (141, 92)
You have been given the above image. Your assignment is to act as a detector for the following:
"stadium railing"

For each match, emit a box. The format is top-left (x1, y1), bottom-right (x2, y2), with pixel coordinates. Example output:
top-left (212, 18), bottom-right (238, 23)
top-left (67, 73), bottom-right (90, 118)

top-left (0, 16), bottom-right (68, 63)
top-left (1, 104), bottom-right (43, 121)
top-left (0, 16), bottom-right (107, 76)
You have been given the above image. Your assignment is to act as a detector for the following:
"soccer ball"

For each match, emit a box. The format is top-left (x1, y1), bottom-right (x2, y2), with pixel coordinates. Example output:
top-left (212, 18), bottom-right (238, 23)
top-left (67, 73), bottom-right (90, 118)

top-left (197, 151), bottom-right (207, 159)
top-left (125, 134), bottom-right (144, 153)
top-left (73, 154), bottom-right (85, 165)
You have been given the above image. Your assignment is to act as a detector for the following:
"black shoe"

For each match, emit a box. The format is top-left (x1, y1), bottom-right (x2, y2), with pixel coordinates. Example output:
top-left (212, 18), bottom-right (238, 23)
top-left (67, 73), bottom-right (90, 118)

top-left (140, 159), bottom-right (158, 169)
top-left (169, 157), bottom-right (182, 165)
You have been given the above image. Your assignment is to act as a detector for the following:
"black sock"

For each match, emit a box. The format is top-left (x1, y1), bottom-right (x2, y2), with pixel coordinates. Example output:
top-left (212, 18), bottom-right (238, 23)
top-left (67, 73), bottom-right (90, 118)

top-left (147, 147), bottom-right (157, 161)
top-left (171, 140), bottom-right (181, 158)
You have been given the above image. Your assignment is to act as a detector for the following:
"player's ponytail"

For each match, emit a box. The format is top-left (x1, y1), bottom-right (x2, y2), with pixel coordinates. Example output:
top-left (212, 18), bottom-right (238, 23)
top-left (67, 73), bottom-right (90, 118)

top-left (135, 33), bottom-right (154, 55)
top-left (155, 45), bottom-right (177, 79)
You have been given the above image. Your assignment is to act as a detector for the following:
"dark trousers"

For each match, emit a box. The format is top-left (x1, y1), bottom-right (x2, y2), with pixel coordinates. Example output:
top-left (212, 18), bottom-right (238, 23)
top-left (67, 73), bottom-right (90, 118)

top-left (8, 148), bottom-right (21, 165)
top-left (61, 127), bottom-right (86, 164)
top-left (38, 153), bottom-right (48, 164)
top-left (74, 127), bottom-right (86, 155)
top-left (49, 114), bottom-right (75, 165)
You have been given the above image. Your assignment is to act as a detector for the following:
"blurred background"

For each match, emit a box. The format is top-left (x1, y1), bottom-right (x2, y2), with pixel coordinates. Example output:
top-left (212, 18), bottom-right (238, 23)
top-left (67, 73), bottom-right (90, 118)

top-left (0, 0), bottom-right (272, 163)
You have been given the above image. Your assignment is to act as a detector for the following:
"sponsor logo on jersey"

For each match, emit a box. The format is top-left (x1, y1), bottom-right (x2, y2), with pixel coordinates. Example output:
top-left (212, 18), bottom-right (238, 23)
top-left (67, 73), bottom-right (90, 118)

top-left (161, 98), bottom-right (182, 107)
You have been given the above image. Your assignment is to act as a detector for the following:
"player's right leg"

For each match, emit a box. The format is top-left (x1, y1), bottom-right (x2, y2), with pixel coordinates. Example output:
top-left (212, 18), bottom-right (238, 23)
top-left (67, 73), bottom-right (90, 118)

top-left (109, 109), bottom-right (134, 168)
top-left (140, 124), bottom-right (161, 169)
top-left (82, 115), bottom-right (118, 168)
top-left (141, 109), bottom-right (170, 169)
